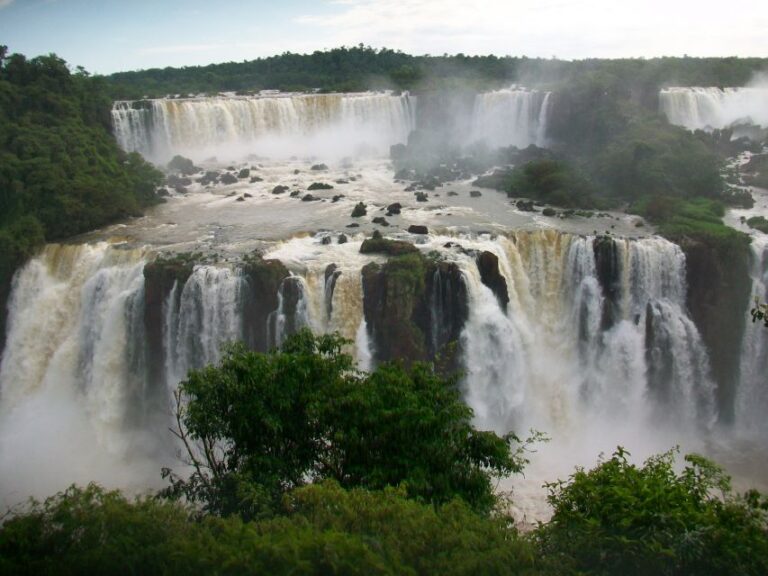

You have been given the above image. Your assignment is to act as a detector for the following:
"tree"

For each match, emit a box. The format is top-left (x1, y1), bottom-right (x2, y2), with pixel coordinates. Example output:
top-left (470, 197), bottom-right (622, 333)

top-left (162, 329), bottom-right (534, 518)
top-left (0, 481), bottom-right (538, 576)
top-left (537, 447), bottom-right (768, 576)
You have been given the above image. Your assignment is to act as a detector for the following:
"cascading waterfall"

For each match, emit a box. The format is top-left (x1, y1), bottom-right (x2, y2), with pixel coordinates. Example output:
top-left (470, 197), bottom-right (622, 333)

top-left (0, 243), bottom-right (163, 505)
top-left (0, 231), bottom-right (760, 510)
top-left (470, 88), bottom-right (551, 148)
top-left (660, 87), bottom-right (768, 131)
top-left (736, 236), bottom-right (768, 437)
top-left (164, 266), bottom-right (245, 386)
top-left (456, 232), bottom-right (714, 436)
top-left (111, 92), bottom-right (416, 161)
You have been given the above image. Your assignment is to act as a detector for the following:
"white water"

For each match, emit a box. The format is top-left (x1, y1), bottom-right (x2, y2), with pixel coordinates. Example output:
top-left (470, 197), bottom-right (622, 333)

top-left (165, 266), bottom-right (245, 385)
top-left (0, 244), bottom-right (165, 505)
top-left (471, 88), bottom-right (551, 148)
top-left (1, 230), bottom-right (764, 520)
top-left (736, 236), bottom-right (768, 437)
top-left (660, 87), bottom-right (768, 131)
top-left (112, 92), bottom-right (415, 162)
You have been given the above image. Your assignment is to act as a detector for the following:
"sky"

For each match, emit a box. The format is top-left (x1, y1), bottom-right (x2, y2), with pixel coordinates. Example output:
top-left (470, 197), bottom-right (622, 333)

top-left (0, 0), bottom-right (766, 74)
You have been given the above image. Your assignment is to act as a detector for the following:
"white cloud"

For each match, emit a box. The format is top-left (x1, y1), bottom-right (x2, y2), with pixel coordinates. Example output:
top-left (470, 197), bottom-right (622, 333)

top-left (297, 0), bottom-right (768, 58)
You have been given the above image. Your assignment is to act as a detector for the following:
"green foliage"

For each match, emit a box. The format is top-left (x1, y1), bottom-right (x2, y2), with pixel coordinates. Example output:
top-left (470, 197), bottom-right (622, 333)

top-left (632, 196), bottom-right (750, 249)
top-left (0, 48), bottom-right (163, 301)
top-left (103, 47), bottom-right (768, 99)
top-left (746, 216), bottom-right (768, 233)
top-left (281, 481), bottom-right (537, 575)
top-left (359, 237), bottom-right (420, 256)
top-left (538, 447), bottom-right (768, 576)
top-left (506, 159), bottom-right (598, 208)
top-left (0, 482), bottom-right (538, 576)
top-left (307, 182), bottom-right (333, 190)
top-left (595, 120), bottom-right (724, 201)
top-left (162, 330), bottom-right (528, 518)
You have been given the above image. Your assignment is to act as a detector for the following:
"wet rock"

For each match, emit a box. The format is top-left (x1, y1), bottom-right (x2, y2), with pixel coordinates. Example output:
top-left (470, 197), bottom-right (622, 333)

top-left (678, 235), bottom-right (751, 422)
top-left (197, 171), bottom-right (220, 186)
top-left (346, 223), bottom-right (360, 228)
top-left (386, 202), bottom-right (402, 216)
top-left (593, 236), bottom-right (621, 330)
top-left (372, 216), bottom-right (390, 226)
top-left (408, 225), bottom-right (428, 235)
top-left (321, 235), bottom-right (332, 245)
top-left (447, 191), bottom-right (458, 197)
top-left (166, 174), bottom-right (192, 187)
top-left (167, 155), bottom-right (200, 175)
top-left (311, 163), bottom-right (328, 171)
top-left (542, 207), bottom-right (557, 217)
top-left (156, 188), bottom-right (170, 197)
top-left (236, 196), bottom-right (245, 202)
top-left (243, 192), bottom-right (253, 198)
top-left (250, 176), bottom-right (263, 183)
top-left (351, 202), bottom-right (367, 217)
top-left (476, 251), bottom-right (509, 312)
top-left (220, 173), bottom-right (238, 185)
top-left (338, 233), bottom-right (348, 244)
top-left (308, 182), bottom-right (334, 190)
top-left (360, 237), bottom-right (419, 256)
top-left (302, 194), bottom-right (319, 202)
top-left (469, 190), bottom-right (482, 198)
top-left (415, 192), bottom-right (428, 202)
top-left (332, 195), bottom-right (344, 203)
top-left (237, 168), bottom-right (250, 179)
top-left (242, 256), bottom-right (291, 351)
top-left (289, 190), bottom-right (300, 197)
top-left (516, 200), bottom-right (536, 212)
top-left (272, 185), bottom-right (289, 194)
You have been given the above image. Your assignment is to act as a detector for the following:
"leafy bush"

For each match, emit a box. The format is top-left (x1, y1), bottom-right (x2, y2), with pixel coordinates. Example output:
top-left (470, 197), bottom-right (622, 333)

top-left (0, 482), bottom-right (538, 576)
top-left (538, 448), bottom-right (768, 576)
top-left (506, 159), bottom-right (598, 208)
top-left (0, 47), bottom-right (163, 308)
top-left (162, 330), bottom-right (530, 518)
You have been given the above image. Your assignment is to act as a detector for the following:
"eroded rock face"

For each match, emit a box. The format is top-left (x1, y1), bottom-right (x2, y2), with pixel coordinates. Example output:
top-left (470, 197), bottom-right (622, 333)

top-left (0, 275), bottom-right (13, 362)
top-left (593, 236), bottom-right (622, 330)
top-left (678, 236), bottom-right (751, 423)
top-left (420, 261), bottom-right (469, 374)
top-left (143, 257), bottom-right (195, 390)
top-left (362, 253), bottom-right (469, 371)
top-left (476, 251), bottom-right (509, 312)
top-left (241, 256), bottom-right (290, 352)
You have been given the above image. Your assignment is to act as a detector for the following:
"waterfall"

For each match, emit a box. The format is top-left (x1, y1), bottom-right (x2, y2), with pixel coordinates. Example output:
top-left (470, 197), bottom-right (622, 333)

top-left (0, 244), bottom-right (163, 505)
top-left (660, 87), bottom-right (768, 131)
top-left (470, 88), bottom-right (551, 148)
top-left (165, 266), bottom-right (245, 384)
top-left (111, 92), bottom-right (416, 161)
top-left (457, 232), bottom-right (714, 436)
top-left (736, 237), bottom-right (768, 436)
top-left (0, 231), bottom-right (761, 507)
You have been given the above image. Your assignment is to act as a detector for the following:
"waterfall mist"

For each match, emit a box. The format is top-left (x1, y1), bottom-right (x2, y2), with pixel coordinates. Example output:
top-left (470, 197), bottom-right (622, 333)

top-left (112, 92), bottom-right (416, 163)
top-left (1, 232), bottom-right (766, 515)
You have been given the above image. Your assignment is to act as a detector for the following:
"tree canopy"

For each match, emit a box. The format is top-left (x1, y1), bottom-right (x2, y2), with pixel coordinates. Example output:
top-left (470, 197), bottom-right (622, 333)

top-left (163, 330), bottom-right (532, 519)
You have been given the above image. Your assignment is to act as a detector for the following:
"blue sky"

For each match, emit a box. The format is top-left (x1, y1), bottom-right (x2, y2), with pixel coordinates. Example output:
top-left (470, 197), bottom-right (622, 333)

top-left (1, 0), bottom-right (766, 74)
